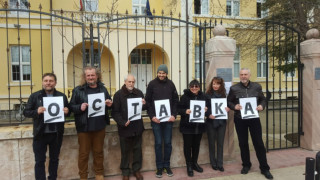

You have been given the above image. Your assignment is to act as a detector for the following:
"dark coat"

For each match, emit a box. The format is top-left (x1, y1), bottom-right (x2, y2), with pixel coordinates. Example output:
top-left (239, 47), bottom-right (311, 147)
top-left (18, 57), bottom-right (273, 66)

top-left (227, 81), bottom-right (266, 118)
top-left (70, 82), bottom-right (111, 132)
top-left (23, 89), bottom-right (69, 140)
top-left (205, 91), bottom-right (227, 128)
top-left (145, 77), bottom-right (179, 120)
top-left (112, 85), bottom-right (146, 137)
top-left (178, 89), bottom-right (206, 134)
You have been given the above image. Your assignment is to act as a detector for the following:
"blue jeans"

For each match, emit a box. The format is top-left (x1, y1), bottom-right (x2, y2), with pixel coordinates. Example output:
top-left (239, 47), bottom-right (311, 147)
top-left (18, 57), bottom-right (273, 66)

top-left (33, 133), bottom-right (63, 180)
top-left (151, 122), bottom-right (173, 169)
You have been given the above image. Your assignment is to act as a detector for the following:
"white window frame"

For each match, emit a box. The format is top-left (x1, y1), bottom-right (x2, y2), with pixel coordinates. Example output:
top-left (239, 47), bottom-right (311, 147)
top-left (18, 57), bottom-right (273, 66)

top-left (9, 0), bottom-right (28, 14)
top-left (11, 46), bottom-right (31, 82)
top-left (257, 46), bottom-right (267, 78)
top-left (132, 0), bottom-right (147, 15)
top-left (233, 46), bottom-right (241, 78)
top-left (195, 45), bottom-right (204, 79)
top-left (84, 0), bottom-right (98, 12)
top-left (226, 0), bottom-right (240, 16)
top-left (194, 0), bottom-right (209, 15)
top-left (285, 53), bottom-right (296, 78)
top-left (257, 0), bottom-right (268, 18)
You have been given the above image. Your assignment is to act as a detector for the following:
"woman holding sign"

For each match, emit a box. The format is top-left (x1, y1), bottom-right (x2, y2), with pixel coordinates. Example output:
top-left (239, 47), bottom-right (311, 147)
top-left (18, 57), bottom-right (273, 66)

top-left (178, 80), bottom-right (207, 177)
top-left (205, 77), bottom-right (230, 172)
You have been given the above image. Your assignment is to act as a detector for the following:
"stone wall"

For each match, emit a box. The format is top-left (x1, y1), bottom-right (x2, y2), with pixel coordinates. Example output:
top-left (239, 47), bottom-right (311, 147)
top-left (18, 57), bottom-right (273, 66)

top-left (0, 118), bottom-right (235, 179)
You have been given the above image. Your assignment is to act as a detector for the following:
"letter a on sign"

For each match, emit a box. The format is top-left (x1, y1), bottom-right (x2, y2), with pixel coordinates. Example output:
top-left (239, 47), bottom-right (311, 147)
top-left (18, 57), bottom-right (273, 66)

top-left (189, 100), bottom-right (205, 123)
top-left (239, 97), bottom-right (259, 119)
top-left (211, 98), bottom-right (228, 119)
top-left (43, 96), bottom-right (65, 123)
top-left (127, 98), bottom-right (142, 121)
top-left (154, 99), bottom-right (171, 122)
top-left (88, 93), bottom-right (105, 118)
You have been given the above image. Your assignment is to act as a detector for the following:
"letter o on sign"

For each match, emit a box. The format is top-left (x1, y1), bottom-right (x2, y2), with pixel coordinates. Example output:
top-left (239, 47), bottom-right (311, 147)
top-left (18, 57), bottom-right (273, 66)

top-left (48, 103), bottom-right (60, 116)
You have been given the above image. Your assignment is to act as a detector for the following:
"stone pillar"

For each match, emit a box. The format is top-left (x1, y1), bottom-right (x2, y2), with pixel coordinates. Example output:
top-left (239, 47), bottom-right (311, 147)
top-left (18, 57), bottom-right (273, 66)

top-left (205, 25), bottom-right (236, 160)
top-left (300, 28), bottom-right (320, 151)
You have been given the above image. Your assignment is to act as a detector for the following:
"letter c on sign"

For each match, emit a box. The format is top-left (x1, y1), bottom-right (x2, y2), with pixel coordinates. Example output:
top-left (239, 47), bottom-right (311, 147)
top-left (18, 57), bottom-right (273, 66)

top-left (93, 99), bottom-right (102, 111)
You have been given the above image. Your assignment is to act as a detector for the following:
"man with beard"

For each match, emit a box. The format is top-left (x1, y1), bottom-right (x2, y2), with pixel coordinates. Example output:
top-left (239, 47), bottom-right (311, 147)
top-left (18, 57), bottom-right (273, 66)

top-left (24, 73), bottom-right (69, 180)
top-left (112, 74), bottom-right (146, 180)
top-left (145, 64), bottom-right (179, 178)
top-left (70, 66), bottom-right (112, 180)
top-left (227, 68), bottom-right (273, 179)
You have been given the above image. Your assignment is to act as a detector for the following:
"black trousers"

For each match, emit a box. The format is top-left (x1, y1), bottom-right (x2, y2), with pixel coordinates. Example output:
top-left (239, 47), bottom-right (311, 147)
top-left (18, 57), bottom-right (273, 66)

top-left (234, 116), bottom-right (270, 171)
top-left (119, 134), bottom-right (143, 176)
top-left (182, 133), bottom-right (203, 164)
top-left (206, 120), bottom-right (226, 167)
top-left (33, 133), bottom-right (63, 180)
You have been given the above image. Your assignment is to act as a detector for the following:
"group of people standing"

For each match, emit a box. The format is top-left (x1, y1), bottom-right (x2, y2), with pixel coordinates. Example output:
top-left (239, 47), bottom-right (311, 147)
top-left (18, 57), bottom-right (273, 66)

top-left (24, 65), bottom-right (273, 180)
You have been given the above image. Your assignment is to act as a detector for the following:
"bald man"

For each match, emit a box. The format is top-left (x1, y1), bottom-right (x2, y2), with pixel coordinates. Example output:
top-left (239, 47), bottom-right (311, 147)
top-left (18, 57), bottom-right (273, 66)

top-left (112, 74), bottom-right (146, 180)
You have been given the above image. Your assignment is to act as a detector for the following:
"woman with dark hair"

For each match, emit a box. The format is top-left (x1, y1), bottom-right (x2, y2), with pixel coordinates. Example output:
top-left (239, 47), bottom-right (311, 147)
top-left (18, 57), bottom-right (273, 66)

top-left (178, 79), bottom-right (207, 177)
top-left (205, 77), bottom-right (230, 172)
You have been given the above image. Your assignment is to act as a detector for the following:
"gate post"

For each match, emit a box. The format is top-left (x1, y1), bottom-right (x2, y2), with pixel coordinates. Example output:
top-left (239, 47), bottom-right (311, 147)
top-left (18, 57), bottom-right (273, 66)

top-left (300, 28), bottom-right (320, 151)
top-left (205, 25), bottom-right (236, 160)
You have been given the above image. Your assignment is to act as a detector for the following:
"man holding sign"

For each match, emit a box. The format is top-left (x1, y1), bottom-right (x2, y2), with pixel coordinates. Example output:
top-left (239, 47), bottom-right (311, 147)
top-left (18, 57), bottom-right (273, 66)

top-left (70, 66), bottom-right (112, 180)
top-left (24, 73), bottom-right (69, 180)
top-left (112, 74), bottom-right (146, 180)
top-left (145, 64), bottom-right (179, 178)
top-left (227, 68), bottom-right (273, 179)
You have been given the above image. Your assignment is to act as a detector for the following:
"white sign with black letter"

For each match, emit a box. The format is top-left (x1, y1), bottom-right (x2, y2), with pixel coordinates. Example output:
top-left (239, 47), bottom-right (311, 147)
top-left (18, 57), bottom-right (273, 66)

top-left (88, 93), bottom-right (105, 118)
top-left (239, 97), bottom-right (259, 119)
top-left (211, 98), bottom-right (228, 119)
top-left (155, 99), bottom-right (171, 122)
top-left (43, 96), bottom-right (64, 123)
top-left (127, 98), bottom-right (142, 121)
top-left (189, 100), bottom-right (205, 123)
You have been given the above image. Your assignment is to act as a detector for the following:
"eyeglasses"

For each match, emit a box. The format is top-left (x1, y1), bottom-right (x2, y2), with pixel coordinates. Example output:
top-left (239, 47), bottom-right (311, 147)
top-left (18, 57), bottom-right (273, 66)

top-left (190, 85), bottom-right (199, 88)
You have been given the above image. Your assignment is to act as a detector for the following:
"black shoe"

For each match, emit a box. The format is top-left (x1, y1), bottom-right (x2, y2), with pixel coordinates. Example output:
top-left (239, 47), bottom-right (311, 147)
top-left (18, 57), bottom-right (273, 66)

top-left (241, 166), bottom-right (251, 174)
top-left (217, 166), bottom-right (224, 172)
top-left (186, 163), bottom-right (194, 177)
top-left (212, 164), bottom-right (218, 170)
top-left (163, 167), bottom-right (173, 177)
top-left (155, 168), bottom-right (162, 178)
top-left (261, 170), bottom-right (273, 179)
top-left (192, 163), bottom-right (203, 173)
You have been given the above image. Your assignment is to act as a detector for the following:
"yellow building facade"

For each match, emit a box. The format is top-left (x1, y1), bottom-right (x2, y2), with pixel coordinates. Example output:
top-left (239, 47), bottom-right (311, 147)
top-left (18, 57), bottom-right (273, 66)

top-left (0, 0), bottom-right (298, 110)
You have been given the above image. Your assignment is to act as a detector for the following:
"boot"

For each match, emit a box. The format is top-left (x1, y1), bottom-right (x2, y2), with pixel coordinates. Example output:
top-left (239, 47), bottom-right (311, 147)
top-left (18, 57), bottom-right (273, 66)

top-left (192, 162), bottom-right (203, 173)
top-left (187, 162), bottom-right (194, 177)
top-left (95, 174), bottom-right (104, 180)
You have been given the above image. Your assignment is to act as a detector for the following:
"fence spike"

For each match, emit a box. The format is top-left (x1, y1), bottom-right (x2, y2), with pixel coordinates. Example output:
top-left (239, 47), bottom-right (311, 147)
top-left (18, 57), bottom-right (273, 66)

top-left (4, 1), bottom-right (8, 9)
top-left (39, 4), bottom-right (42, 10)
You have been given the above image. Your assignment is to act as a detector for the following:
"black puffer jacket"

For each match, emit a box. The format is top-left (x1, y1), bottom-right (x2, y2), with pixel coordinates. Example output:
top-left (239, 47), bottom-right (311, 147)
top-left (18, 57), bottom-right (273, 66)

top-left (70, 82), bottom-right (111, 132)
top-left (145, 77), bottom-right (179, 120)
top-left (112, 85), bottom-right (146, 137)
top-left (178, 89), bottom-right (206, 134)
top-left (23, 89), bottom-right (69, 140)
top-left (227, 81), bottom-right (266, 118)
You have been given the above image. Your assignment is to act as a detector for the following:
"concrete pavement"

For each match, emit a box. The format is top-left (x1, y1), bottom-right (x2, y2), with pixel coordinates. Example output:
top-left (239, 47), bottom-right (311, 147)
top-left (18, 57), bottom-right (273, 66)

top-left (103, 148), bottom-right (316, 180)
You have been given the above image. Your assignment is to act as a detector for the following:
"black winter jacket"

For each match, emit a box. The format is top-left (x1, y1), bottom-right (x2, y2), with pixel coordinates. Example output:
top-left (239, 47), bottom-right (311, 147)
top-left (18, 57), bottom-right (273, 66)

top-left (227, 81), bottom-right (266, 118)
top-left (145, 77), bottom-right (179, 120)
top-left (70, 82), bottom-right (111, 132)
top-left (205, 91), bottom-right (227, 128)
top-left (23, 89), bottom-right (69, 140)
top-left (112, 85), bottom-right (146, 137)
top-left (178, 89), bottom-right (206, 134)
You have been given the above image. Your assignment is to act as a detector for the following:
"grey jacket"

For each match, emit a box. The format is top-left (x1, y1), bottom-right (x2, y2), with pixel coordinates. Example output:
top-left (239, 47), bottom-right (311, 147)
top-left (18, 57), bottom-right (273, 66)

top-left (227, 81), bottom-right (266, 118)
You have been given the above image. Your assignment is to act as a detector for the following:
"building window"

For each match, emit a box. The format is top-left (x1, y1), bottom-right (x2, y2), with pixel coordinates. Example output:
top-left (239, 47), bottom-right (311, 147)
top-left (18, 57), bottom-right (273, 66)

top-left (11, 46), bottom-right (31, 81)
top-left (234, 46), bottom-right (240, 78)
top-left (195, 45), bottom-right (204, 79)
top-left (194, 0), bottom-right (209, 15)
top-left (132, 0), bottom-right (147, 15)
top-left (226, 0), bottom-right (240, 16)
top-left (85, 49), bottom-right (99, 65)
top-left (285, 53), bottom-right (296, 77)
top-left (257, 0), bottom-right (268, 18)
top-left (257, 46), bottom-right (267, 78)
top-left (130, 49), bottom-right (151, 64)
top-left (9, 0), bottom-right (28, 14)
top-left (84, 0), bottom-right (98, 12)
